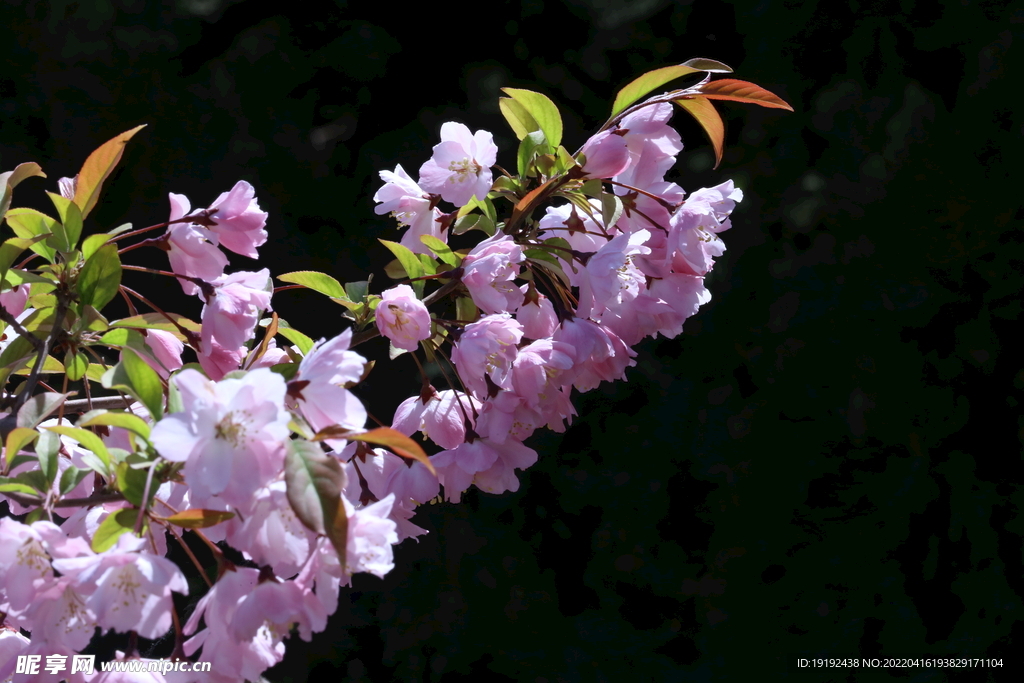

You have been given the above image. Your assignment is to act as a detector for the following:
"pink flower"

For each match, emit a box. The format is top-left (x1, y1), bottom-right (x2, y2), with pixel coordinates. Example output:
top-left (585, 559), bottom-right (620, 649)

top-left (224, 481), bottom-right (316, 579)
top-left (515, 285), bottom-right (558, 339)
top-left (375, 284), bottom-right (432, 351)
top-left (51, 534), bottom-right (188, 640)
top-left (578, 129), bottom-right (631, 178)
top-left (0, 284), bottom-right (28, 318)
top-left (460, 233), bottom-right (524, 314)
top-left (393, 389), bottom-right (480, 450)
top-left (150, 368), bottom-right (290, 510)
top-left (290, 330), bottom-right (368, 444)
top-left (166, 193), bottom-right (228, 297)
top-left (197, 338), bottom-right (247, 381)
top-left (205, 180), bottom-right (269, 258)
top-left (200, 269), bottom-right (272, 353)
top-left (344, 494), bottom-right (400, 577)
top-left (373, 165), bottom-right (445, 255)
top-left (418, 122), bottom-right (497, 207)
top-left (577, 229), bottom-right (651, 318)
top-left (124, 329), bottom-right (183, 379)
top-left (450, 314), bottom-right (524, 399)
top-left (184, 567), bottom-right (284, 682)
top-left (430, 438), bottom-right (537, 502)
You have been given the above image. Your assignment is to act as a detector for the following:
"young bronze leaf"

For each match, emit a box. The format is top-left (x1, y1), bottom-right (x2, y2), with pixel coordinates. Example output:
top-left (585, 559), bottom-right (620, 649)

top-left (694, 79), bottom-right (794, 111)
top-left (72, 125), bottom-right (147, 219)
top-left (673, 96), bottom-right (726, 169)
top-left (346, 427), bottom-right (436, 476)
top-left (163, 509), bottom-right (236, 529)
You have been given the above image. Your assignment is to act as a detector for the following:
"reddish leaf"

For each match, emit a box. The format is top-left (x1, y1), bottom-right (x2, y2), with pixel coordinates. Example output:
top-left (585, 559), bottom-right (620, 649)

top-left (694, 79), bottom-right (794, 111)
top-left (347, 427), bottom-right (436, 476)
top-left (163, 509), bottom-right (236, 529)
top-left (673, 96), bottom-right (726, 170)
top-left (511, 177), bottom-right (560, 228)
top-left (72, 125), bottom-right (147, 219)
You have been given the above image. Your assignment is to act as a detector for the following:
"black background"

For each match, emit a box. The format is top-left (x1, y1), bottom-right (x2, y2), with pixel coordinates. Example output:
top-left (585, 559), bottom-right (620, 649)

top-left (1, 0), bottom-right (1021, 681)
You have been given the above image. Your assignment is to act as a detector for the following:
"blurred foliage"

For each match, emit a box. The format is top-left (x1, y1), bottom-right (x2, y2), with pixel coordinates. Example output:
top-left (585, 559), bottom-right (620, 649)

top-left (1, 0), bottom-right (1021, 680)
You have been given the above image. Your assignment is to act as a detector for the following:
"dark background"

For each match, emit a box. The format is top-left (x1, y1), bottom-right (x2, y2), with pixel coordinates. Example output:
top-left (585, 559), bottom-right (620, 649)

top-left (2, 0), bottom-right (1022, 681)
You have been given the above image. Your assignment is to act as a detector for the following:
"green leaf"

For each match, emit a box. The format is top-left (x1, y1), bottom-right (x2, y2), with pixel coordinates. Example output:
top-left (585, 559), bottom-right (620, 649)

top-left (673, 96), bottom-right (726, 169)
top-left (79, 411), bottom-right (151, 439)
top-left (460, 194), bottom-right (497, 225)
top-left (378, 239), bottom-right (424, 280)
top-left (72, 125), bottom-right (147, 219)
top-left (344, 281), bottom-right (369, 302)
top-left (35, 430), bottom-right (61, 488)
top-left (379, 239), bottom-right (425, 296)
top-left (275, 325), bottom-right (315, 356)
top-left (45, 425), bottom-right (113, 475)
top-left (4, 208), bottom-right (57, 262)
top-left (162, 509), bottom-right (236, 529)
top-left (418, 253), bottom-right (437, 276)
top-left (600, 192), bottom-right (625, 231)
top-left (115, 459), bottom-right (153, 507)
top-left (277, 271), bottom-right (348, 299)
top-left (501, 88), bottom-right (562, 149)
top-left (0, 477), bottom-right (40, 495)
top-left (419, 235), bottom-right (460, 266)
top-left (609, 57), bottom-right (733, 119)
top-left (517, 130), bottom-right (548, 177)
top-left (284, 439), bottom-right (349, 566)
top-left (456, 296), bottom-right (479, 325)
top-left (91, 508), bottom-right (141, 553)
top-left (78, 244), bottom-right (121, 310)
top-left (64, 349), bottom-right (89, 381)
top-left (110, 312), bottom-right (200, 342)
top-left (0, 335), bottom-right (35, 387)
top-left (106, 347), bottom-right (164, 420)
top-left (59, 465), bottom-right (91, 495)
top-left (0, 162), bottom-right (46, 221)
top-left (344, 427), bottom-right (436, 476)
top-left (0, 235), bottom-right (49, 281)
top-left (81, 233), bottom-right (110, 260)
top-left (5, 427), bottom-right (39, 467)
top-left (45, 192), bottom-right (81, 252)
top-left (16, 392), bottom-right (68, 429)
top-left (498, 97), bottom-right (540, 141)
top-left (1, 268), bottom-right (52, 289)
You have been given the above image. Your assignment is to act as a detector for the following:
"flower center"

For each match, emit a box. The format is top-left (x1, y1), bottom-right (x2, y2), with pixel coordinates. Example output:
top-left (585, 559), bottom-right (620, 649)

top-left (448, 157), bottom-right (481, 183)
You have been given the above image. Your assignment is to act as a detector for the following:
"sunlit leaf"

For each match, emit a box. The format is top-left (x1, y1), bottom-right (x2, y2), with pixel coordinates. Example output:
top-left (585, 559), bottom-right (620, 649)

top-left (501, 88), bottom-right (562, 149)
top-left (673, 96), bottom-right (726, 169)
top-left (72, 125), bottom-right (147, 219)
top-left (16, 392), bottom-right (68, 429)
top-left (110, 312), bottom-right (200, 342)
top-left (35, 430), bottom-right (61, 488)
top-left (498, 97), bottom-right (540, 141)
top-left (0, 162), bottom-right (46, 220)
top-left (162, 509), bottom-right (236, 529)
top-left (78, 244), bottom-right (121, 310)
top-left (419, 235), bottom-right (460, 267)
top-left (46, 192), bottom-right (83, 252)
top-left (4, 427), bottom-right (39, 468)
top-left (46, 425), bottom-right (113, 475)
top-left (517, 130), bottom-right (547, 178)
top-left (79, 410), bottom-right (151, 439)
top-left (92, 508), bottom-right (141, 553)
top-left (59, 465), bottom-right (91, 495)
top-left (277, 271), bottom-right (348, 299)
top-left (345, 427), bottom-right (436, 476)
top-left (275, 324), bottom-right (315, 355)
top-left (609, 58), bottom-right (734, 120)
top-left (4, 208), bottom-right (57, 262)
top-left (694, 78), bottom-right (794, 111)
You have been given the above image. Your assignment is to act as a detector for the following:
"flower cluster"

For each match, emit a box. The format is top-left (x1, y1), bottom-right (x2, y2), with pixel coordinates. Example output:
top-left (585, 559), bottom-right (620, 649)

top-left (0, 62), bottom-right (789, 681)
